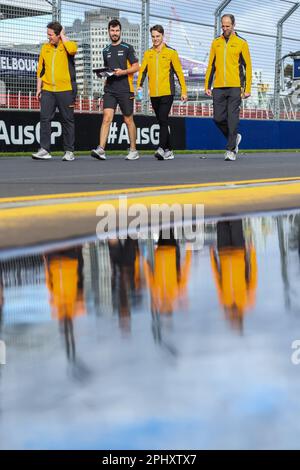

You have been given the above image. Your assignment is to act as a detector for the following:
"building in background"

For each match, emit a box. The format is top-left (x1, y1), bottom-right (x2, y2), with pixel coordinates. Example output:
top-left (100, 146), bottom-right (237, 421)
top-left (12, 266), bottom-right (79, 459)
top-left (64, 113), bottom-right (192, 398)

top-left (82, 241), bottom-right (113, 317)
top-left (66, 7), bottom-right (140, 98)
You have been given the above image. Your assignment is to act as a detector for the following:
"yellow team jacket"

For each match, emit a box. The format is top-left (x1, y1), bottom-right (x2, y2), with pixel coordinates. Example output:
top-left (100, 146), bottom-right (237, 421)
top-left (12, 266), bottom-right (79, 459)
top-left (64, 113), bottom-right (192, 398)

top-left (37, 40), bottom-right (78, 92)
top-left (137, 44), bottom-right (187, 97)
top-left (144, 246), bottom-right (191, 315)
top-left (210, 246), bottom-right (257, 318)
top-left (45, 256), bottom-right (85, 320)
top-left (205, 33), bottom-right (252, 94)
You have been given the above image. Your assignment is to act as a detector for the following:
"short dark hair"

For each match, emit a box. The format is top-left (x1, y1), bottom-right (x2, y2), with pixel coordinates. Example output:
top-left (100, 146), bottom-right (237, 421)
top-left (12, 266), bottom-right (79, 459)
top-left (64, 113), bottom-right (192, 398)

top-left (108, 19), bottom-right (122, 30)
top-left (150, 24), bottom-right (164, 35)
top-left (47, 21), bottom-right (63, 36)
top-left (221, 14), bottom-right (235, 25)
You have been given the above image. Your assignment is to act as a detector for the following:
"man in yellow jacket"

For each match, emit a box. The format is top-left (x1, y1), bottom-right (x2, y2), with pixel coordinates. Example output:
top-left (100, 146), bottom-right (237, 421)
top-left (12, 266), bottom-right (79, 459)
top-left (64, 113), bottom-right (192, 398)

top-left (205, 14), bottom-right (252, 161)
top-left (210, 220), bottom-right (257, 332)
top-left (44, 248), bottom-right (85, 361)
top-left (143, 231), bottom-right (191, 315)
top-left (32, 22), bottom-right (78, 162)
top-left (137, 25), bottom-right (187, 160)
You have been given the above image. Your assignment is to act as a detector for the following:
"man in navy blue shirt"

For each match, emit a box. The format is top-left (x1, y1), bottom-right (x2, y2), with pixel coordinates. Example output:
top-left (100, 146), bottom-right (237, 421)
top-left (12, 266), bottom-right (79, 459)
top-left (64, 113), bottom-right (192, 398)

top-left (91, 19), bottom-right (140, 161)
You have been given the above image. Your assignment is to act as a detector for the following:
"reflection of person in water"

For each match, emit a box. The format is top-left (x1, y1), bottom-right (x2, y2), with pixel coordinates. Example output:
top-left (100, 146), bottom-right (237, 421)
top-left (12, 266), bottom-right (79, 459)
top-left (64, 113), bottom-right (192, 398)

top-left (108, 239), bottom-right (141, 333)
top-left (44, 247), bottom-right (85, 361)
top-left (210, 220), bottom-right (257, 331)
top-left (144, 229), bottom-right (191, 315)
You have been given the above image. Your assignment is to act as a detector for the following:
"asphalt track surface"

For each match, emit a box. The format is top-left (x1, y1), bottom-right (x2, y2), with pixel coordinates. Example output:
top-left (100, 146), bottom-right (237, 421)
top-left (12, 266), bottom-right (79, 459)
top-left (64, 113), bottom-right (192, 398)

top-left (0, 151), bottom-right (300, 198)
top-left (1, 151), bottom-right (300, 251)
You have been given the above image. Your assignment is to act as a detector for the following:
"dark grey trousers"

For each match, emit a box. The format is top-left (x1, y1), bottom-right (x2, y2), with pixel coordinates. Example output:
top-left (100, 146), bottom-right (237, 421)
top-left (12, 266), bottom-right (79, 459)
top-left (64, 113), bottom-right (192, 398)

top-left (40, 90), bottom-right (75, 152)
top-left (212, 87), bottom-right (241, 151)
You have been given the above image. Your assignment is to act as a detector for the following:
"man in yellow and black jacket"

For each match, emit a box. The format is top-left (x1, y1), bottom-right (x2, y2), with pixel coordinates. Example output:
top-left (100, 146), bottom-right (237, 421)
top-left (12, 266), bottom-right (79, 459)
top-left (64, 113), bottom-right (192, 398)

top-left (205, 14), bottom-right (252, 162)
top-left (32, 21), bottom-right (78, 162)
top-left (143, 230), bottom-right (191, 315)
top-left (210, 220), bottom-right (257, 332)
top-left (137, 24), bottom-right (187, 160)
top-left (44, 247), bottom-right (85, 361)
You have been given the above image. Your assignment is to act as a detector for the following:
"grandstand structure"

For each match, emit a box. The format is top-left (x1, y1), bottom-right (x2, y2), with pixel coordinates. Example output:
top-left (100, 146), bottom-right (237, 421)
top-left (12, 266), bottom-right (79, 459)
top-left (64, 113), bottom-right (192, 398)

top-left (0, 0), bottom-right (52, 20)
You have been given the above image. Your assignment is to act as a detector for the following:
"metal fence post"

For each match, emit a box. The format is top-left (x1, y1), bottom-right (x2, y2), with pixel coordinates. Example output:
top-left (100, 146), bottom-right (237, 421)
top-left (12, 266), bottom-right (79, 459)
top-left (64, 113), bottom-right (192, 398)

top-left (274, 2), bottom-right (299, 120)
top-left (50, 0), bottom-right (61, 22)
top-left (214, 0), bottom-right (232, 38)
top-left (51, 0), bottom-right (58, 21)
top-left (57, 0), bottom-right (62, 23)
top-left (141, 0), bottom-right (150, 114)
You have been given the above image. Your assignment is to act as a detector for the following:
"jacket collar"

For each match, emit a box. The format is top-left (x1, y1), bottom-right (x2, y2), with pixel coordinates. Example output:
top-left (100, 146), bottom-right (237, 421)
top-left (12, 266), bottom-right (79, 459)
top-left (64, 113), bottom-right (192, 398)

top-left (48, 39), bottom-right (62, 49)
top-left (221, 32), bottom-right (237, 42)
top-left (152, 43), bottom-right (166, 53)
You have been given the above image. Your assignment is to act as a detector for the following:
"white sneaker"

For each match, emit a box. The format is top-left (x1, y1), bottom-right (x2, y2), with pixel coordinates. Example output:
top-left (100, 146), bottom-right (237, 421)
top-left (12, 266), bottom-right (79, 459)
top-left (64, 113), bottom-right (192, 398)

top-left (62, 151), bottom-right (75, 161)
top-left (164, 150), bottom-right (175, 160)
top-left (235, 133), bottom-right (242, 154)
top-left (91, 146), bottom-right (106, 160)
top-left (154, 147), bottom-right (165, 160)
top-left (224, 150), bottom-right (236, 161)
top-left (32, 148), bottom-right (52, 160)
top-left (125, 150), bottom-right (140, 160)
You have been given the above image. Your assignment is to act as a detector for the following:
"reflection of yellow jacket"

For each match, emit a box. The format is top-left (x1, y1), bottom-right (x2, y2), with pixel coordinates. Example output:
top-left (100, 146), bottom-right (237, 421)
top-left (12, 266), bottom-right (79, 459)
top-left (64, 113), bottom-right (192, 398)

top-left (205, 33), bottom-right (252, 94)
top-left (144, 246), bottom-right (191, 314)
top-left (45, 257), bottom-right (85, 320)
top-left (137, 44), bottom-right (187, 97)
top-left (37, 40), bottom-right (77, 92)
top-left (210, 246), bottom-right (257, 317)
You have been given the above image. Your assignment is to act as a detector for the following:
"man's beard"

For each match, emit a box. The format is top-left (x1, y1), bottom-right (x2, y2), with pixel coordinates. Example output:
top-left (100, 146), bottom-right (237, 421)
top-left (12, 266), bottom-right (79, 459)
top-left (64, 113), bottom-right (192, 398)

top-left (111, 35), bottom-right (120, 43)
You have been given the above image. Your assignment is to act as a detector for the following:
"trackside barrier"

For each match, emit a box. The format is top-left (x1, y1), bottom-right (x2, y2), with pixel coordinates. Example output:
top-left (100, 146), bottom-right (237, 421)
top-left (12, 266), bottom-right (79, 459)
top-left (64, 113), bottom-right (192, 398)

top-left (1, 111), bottom-right (300, 152)
top-left (2, 94), bottom-right (300, 121)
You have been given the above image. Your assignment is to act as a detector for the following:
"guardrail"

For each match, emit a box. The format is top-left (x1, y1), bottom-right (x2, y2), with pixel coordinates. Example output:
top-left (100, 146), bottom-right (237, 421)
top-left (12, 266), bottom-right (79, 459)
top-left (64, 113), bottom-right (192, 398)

top-left (1, 93), bottom-right (300, 121)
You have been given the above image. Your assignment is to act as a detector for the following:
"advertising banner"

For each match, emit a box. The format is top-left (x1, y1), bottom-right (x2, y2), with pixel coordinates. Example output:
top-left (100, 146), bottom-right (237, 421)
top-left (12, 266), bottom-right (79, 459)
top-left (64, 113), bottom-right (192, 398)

top-left (0, 111), bottom-right (186, 152)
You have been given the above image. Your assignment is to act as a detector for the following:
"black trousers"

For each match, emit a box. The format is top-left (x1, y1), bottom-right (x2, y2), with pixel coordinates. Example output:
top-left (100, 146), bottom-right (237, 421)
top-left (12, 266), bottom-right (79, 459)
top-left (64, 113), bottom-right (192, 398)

top-left (217, 220), bottom-right (245, 250)
top-left (40, 90), bottom-right (75, 152)
top-left (213, 87), bottom-right (241, 151)
top-left (151, 95), bottom-right (174, 150)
